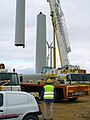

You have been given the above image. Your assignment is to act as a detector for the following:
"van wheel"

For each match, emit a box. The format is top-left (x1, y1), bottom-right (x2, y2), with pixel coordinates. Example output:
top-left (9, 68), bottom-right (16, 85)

top-left (23, 115), bottom-right (38, 120)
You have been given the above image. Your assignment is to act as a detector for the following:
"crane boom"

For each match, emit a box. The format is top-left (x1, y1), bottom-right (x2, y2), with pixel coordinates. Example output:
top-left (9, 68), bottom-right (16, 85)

top-left (48, 0), bottom-right (71, 67)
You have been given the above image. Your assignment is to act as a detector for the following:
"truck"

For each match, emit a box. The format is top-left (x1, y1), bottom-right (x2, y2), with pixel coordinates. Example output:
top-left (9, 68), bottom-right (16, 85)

top-left (0, 63), bottom-right (90, 102)
top-left (16, 0), bottom-right (90, 102)
top-left (0, 63), bottom-right (22, 91)
top-left (20, 69), bottom-right (90, 102)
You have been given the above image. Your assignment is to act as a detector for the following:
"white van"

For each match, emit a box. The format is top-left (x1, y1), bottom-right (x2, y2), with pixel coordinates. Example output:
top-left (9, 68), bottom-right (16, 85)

top-left (0, 91), bottom-right (42, 120)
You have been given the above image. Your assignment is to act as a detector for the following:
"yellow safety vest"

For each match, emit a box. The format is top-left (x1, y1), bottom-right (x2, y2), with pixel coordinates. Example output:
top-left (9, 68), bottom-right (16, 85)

top-left (44, 85), bottom-right (54, 100)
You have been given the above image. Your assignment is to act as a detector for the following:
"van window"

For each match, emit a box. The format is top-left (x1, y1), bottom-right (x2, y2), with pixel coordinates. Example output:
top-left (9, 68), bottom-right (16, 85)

top-left (6, 93), bottom-right (28, 106)
top-left (0, 93), bottom-right (3, 107)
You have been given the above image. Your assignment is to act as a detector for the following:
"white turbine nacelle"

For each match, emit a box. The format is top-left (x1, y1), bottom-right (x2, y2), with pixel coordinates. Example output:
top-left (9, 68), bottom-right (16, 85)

top-left (15, 0), bottom-right (25, 48)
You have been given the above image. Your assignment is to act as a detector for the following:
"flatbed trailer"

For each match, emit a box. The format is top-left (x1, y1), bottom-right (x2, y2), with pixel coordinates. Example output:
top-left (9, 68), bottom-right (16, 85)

top-left (20, 82), bottom-right (89, 102)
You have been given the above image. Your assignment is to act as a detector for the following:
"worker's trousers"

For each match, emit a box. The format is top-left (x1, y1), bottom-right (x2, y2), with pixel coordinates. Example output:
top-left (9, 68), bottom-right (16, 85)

top-left (44, 102), bottom-right (53, 120)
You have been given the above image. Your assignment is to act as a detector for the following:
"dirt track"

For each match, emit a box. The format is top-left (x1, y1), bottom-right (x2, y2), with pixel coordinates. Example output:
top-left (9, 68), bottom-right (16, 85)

top-left (40, 96), bottom-right (90, 120)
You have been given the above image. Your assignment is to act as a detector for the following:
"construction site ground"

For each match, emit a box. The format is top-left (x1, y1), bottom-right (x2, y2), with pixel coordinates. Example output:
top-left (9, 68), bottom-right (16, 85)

top-left (39, 95), bottom-right (90, 120)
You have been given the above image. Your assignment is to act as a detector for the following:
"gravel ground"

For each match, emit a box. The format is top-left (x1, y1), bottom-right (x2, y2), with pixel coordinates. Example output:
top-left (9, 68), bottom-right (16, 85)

top-left (40, 96), bottom-right (90, 120)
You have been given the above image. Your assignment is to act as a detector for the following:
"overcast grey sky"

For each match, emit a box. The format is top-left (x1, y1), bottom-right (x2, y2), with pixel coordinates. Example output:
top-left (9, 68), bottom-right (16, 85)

top-left (0, 0), bottom-right (90, 74)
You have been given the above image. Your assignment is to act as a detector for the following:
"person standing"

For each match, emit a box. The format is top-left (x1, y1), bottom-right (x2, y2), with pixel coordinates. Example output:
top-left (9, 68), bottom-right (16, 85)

top-left (43, 78), bottom-right (54, 120)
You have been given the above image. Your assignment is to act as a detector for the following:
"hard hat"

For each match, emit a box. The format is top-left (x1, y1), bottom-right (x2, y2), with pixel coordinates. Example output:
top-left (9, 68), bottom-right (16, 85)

top-left (47, 79), bottom-right (52, 83)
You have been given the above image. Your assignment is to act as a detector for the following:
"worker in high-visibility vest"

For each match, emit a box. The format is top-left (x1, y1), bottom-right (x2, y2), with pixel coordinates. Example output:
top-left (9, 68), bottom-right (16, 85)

top-left (43, 78), bottom-right (55, 120)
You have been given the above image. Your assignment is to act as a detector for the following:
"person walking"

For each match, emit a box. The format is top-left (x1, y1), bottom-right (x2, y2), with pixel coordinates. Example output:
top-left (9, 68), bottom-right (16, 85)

top-left (43, 78), bottom-right (55, 120)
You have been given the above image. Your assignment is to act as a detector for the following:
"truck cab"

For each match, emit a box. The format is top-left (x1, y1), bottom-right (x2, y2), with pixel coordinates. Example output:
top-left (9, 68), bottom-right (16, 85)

top-left (0, 71), bottom-right (22, 91)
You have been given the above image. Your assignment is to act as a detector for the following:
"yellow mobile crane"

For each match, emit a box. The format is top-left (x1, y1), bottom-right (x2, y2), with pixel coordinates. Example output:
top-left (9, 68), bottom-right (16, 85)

top-left (41, 0), bottom-right (90, 101)
top-left (15, 0), bottom-right (90, 101)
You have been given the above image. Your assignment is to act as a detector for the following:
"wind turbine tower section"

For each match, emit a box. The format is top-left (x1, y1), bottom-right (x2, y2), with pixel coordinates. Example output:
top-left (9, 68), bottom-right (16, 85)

top-left (36, 12), bottom-right (46, 73)
top-left (15, 0), bottom-right (25, 48)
